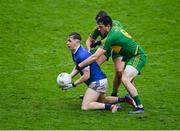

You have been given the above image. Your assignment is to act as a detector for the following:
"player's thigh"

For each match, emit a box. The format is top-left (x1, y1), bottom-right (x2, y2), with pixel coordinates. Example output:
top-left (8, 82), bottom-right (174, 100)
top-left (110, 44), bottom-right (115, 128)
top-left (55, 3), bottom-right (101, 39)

top-left (123, 65), bottom-right (138, 81)
top-left (87, 78), bottom-right (107, 103)
top-left (82, 88), bottom-right (101, 106)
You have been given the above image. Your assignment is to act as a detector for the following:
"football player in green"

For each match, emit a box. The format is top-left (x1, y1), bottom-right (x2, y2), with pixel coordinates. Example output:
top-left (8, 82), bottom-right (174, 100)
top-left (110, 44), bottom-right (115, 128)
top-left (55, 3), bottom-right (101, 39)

top-left (86, 11), bottom-right (125, 97)
top-left (77, 15), bottom-right (147, 114)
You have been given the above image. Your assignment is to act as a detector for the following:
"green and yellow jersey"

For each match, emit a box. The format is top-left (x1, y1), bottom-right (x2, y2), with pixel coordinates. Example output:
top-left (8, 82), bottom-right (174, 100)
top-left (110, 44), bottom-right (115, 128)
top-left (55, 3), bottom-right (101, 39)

top-left (89, 20), bottom-right (124, 59)
top-left (101, 26), bottom-right (147, 72)
top-left (102, 26), bottom-right (144, 59)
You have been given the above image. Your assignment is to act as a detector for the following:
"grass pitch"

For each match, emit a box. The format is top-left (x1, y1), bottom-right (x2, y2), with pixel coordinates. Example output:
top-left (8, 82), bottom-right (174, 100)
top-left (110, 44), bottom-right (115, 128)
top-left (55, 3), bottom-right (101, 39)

top-left (0, 0), bottom-right (180, 130)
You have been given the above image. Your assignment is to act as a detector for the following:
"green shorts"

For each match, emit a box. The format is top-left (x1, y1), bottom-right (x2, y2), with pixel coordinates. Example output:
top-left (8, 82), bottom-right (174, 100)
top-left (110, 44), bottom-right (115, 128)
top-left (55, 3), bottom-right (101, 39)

top-left (125, 54), bottom-right (147, 73)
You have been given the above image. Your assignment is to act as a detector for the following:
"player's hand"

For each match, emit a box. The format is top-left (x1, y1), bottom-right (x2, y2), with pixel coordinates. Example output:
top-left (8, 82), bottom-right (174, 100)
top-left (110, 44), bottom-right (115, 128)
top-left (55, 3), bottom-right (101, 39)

top-left (62, 83), bottom-right (76, 90)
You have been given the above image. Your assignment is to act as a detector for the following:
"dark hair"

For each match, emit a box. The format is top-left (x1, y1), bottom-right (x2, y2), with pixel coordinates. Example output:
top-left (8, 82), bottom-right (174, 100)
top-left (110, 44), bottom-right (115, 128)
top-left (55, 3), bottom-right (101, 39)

top-left (68, 32), bottom-right (82, 41)
top-left (97, 15), bottom-right (112, 27)
top-left (95, 10), bottom-right (108, 21)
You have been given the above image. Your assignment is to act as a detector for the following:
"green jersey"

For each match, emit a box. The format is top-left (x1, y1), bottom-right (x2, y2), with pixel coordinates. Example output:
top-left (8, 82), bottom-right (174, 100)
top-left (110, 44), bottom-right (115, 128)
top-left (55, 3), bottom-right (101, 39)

top-left (90, 20), bottom-right (123, 40)
top-left (89, 20), bottom-right (124, 59)
top-left (101, 26), bottom-right (145, 61)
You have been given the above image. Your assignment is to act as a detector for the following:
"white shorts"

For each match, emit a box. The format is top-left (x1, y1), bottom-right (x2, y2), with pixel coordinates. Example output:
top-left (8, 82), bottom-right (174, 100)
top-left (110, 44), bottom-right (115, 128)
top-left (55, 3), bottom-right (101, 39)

top-left (88, 78), bottom-right (107, 93)
top-left (124, 65), bottom-right (138, 78)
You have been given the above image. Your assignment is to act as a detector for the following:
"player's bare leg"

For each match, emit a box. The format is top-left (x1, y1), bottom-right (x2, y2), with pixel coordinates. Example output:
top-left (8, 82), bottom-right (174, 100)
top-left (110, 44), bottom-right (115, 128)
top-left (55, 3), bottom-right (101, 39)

top-left (111, 57), bottom-right (124, 96)
top-left (98, 94), bottom-right (118, 103)
top-left (121, 65), bottom-right (144, 114)
top-left (97, 93), bottom-right (135, 107)
top-left (81, 88), bottom-right (103, 110)
top-left (81, 88), bottom-right (120, 112)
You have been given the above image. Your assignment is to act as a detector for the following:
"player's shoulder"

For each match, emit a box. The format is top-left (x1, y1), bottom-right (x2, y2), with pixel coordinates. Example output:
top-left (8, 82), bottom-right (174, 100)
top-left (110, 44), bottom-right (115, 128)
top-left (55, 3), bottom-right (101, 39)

top-left (92, 25), bottom-right (98, 31)
top-left (89, 25), bottom-right (100, 39)
top-left (112, 19), bottom-right (123, 28)
top-left (78, 45), bottom-right (89, 53)
top-left (77, 45), bottom-right (91, 59)
top-left (112, 20), bottom-right (120, 25)
top-left (109, 27), bottom-right (122, 37)
top-left (90, 26), bottom-right (98, 34)
top-left (104, 27), bottom-right (122, 43)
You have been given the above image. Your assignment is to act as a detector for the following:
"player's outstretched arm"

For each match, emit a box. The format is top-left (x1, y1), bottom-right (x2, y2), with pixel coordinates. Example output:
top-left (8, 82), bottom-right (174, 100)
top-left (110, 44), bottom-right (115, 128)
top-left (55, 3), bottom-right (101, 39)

top-left (74, 66), bottom-right (90, 86)
top-left (77, 48), bottom-right (106, 69)
top-left (62, 67), bottom-right (90, 90)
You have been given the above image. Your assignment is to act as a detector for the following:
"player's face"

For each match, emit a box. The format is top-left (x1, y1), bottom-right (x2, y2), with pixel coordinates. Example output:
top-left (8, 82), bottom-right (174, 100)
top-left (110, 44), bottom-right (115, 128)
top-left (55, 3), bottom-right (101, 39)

top-left (98, 23), bottom-right (109, 37)
top-left (67, 37), bottom-right (78, 51)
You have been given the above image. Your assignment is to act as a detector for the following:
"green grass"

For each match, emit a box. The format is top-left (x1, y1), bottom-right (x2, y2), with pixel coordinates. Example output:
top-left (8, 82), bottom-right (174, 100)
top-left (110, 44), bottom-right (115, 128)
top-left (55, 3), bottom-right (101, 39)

top-left (0, 0), bottom-right (180, 130)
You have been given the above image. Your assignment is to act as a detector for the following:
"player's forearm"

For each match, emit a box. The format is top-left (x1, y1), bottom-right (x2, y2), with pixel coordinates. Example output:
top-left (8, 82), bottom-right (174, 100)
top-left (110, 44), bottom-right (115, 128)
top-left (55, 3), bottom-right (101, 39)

top-left (79, 54), bottom-right (97, 69)
top-left (74, 73), bottom-right (89, 86)
top-left (70, 67), bottom-right (79, 78)
top-left (77, 48), bottom-right (105, 70)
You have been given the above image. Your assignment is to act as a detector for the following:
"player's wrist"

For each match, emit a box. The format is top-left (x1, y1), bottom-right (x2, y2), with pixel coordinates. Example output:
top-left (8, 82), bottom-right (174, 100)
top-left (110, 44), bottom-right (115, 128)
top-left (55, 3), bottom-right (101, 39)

top-left (75, 64), bottom-right (81, 70)
top-left (72, 82), bottom-right (76, 87)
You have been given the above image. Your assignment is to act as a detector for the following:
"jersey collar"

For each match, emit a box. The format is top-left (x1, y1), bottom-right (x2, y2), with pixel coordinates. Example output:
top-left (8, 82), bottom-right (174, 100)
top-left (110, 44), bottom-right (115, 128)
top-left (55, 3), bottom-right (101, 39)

top-left (73, 44), bottom-right (81, 54)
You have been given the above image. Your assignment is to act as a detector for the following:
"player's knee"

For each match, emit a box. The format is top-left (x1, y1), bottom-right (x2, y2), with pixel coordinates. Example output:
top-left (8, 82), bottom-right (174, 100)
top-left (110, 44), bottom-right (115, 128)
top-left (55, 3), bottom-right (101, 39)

top-left (121, 75), bottom-right (129, 85)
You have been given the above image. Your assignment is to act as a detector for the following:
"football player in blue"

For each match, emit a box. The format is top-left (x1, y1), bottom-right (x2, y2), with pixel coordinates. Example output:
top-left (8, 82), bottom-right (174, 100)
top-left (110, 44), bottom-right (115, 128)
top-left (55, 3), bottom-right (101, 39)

top-left (61, 32), bottom-right (135, 113)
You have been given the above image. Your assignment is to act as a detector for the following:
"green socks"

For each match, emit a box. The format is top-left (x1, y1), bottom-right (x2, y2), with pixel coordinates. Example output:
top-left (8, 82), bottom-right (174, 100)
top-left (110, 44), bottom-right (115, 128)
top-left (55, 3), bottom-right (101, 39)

top-left (133, 95), bottom-right (143, 107)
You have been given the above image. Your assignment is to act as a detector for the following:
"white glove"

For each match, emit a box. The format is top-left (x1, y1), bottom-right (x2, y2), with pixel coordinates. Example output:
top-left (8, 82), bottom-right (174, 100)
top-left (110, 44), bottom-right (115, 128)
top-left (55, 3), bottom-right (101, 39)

top-left (62, 83), bottom-right (76, 90)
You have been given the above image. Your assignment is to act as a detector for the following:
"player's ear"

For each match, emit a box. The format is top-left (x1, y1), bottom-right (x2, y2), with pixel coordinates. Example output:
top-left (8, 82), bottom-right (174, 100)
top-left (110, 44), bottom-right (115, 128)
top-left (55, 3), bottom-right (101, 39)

top-left (76, 39), bottom-right (80, 44)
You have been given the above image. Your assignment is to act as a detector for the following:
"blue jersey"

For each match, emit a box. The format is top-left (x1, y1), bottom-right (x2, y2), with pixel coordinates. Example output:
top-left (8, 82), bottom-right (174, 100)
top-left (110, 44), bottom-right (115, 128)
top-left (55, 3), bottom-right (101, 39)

top-left (72, 45), bottom-right (106, 86)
